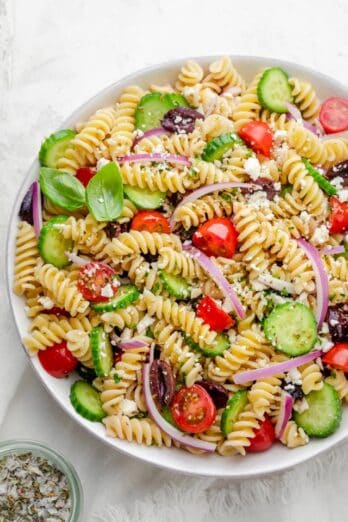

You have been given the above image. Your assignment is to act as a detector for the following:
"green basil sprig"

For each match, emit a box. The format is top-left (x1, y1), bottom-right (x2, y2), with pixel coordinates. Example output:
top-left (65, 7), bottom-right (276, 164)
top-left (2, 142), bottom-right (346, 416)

top-left (86, 162), bottom-right (124, 221)
top-left (39, 168), bottom-right (86, 211)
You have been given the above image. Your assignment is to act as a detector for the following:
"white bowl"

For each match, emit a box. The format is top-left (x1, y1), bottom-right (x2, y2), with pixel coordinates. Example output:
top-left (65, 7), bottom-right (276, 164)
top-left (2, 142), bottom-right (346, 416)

top-left (6, 56), bottom-right (348, 478)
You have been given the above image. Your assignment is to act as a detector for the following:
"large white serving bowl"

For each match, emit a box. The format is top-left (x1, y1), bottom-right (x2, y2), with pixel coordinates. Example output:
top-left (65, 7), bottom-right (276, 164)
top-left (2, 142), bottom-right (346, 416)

top-left (6, 56), bottom-right (348, 478)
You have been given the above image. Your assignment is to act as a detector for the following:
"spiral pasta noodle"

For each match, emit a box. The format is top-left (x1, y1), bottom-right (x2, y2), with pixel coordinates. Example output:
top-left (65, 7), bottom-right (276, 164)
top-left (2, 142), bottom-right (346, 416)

top-left (66, 329), bottom-right (93, 367)
top-left (326, 372), bottom-right (348, 402)
top-left (120, 162), bottom-right (192, 193)
top-left (218, 404), bottom-right (260, 456)
top-left (280, 420), bottom-right (309, 448)
top-left (104, 414), bottom-right (172, 447)
top-left (13, 222), bottom-right (41, 296)
top-left (203, 56), bottom-right (246, 93)
top-left (157, 247), bottom-right (206, 280)
top-left (104, 230), bottom-right (181, 260)
top-left (176, 60), bottom-right (204, 92)
top-left (299, 362), bottom-right (323, 395)
top-left (248, 375), bottom-right (283, 420)
top-left (289, 77), bottom-right (320, 122)
top-left (232, 70), bottom-right (264, 131)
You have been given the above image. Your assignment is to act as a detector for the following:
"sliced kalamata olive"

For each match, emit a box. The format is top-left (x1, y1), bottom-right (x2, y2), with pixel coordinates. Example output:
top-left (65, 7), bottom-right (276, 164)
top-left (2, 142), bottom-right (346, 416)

top-left (76, 363), bottom-right (97, 383)
top-left (105, 221), bottom-right (129, 239)
top-left (326, 160), bottom-right (348, 186)
top-left (196, 380), bottom-right (229, 408)
top-left (166, 191), bottom-right (185, 208)
top-left (149, 359), bottom-right (175, 406)
top-left (143, 253), bottom-right (159, 264)
top-left (327, 303), bottom-right (348, 342)
top-left (281, 382), bottom-right (304, 401)
top-left (19, 184), bottom-right (34, 224)
top-left (161, 107), bottom-right (204, 134)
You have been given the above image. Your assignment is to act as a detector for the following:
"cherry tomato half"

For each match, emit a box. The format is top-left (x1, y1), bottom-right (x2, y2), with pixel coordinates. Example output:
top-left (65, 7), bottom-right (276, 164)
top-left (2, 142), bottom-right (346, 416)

top-left (319, 97), bottom-right (348, 134)
top-left (329, 197), bottom-right (348, 234)
top-left (246, 416), bottom-right (275, 453)
top-left (192, 217), bottom-right (238, 258)
top-left (131, 210), bottom-right (171, 233)
top-left (170, 384), bottom-right (216, 434)
top-left (323, 343), bottom-right (348, 372)
top-left (77, 262), bottom-right (119, 302)
top-left (76, 167), bottom-right (96, 187)
top-left (38, 341), bottom-right (78, 378)
top-left (239, 121), bottom-right (273, 157)
top-left (197, 296), bottom-right (234, 331)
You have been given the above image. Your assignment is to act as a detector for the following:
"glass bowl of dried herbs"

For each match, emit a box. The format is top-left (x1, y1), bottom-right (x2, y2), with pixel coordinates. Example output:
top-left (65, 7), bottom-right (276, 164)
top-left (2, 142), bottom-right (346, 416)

top-left (0, 439), bottom-right (83, 521)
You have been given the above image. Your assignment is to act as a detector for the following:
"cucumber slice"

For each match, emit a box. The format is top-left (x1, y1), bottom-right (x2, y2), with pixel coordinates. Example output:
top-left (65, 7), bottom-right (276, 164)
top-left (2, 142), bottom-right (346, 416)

top-left (70, 380), bottom-right (105, 421)
top-left (166, 93), bottom-right (189, 108)
top-left (39, 129), bottom-right (76, 168)
top-left (90, 326), bottom-right (113, 377)
top-left (159, 270), bottom-right (191, 300)
top-left (202, 132), bottom-right (244, 162)
top-left (162, 405), bottom-right (177, 427)
top-left (263, 302), bottom-right (317, 356)
top-left (302, 158), bottom-right (337, 196)
top-left (294, 382), bottom-right (342, 437)
top-left (221, 390), bottom-right (249, 436)
top-left (135, 92), bottom-right (189, 131)
top-left (184, 333), bottom-right (229, 357)
top-left (38, 215), bottom-right (73, 268)
top-left (91, 284), bottom-right (140, 312)
top-left (257, 67), bottom-right (293, 113)
top-left (124, 185), bottom-right (166, 209)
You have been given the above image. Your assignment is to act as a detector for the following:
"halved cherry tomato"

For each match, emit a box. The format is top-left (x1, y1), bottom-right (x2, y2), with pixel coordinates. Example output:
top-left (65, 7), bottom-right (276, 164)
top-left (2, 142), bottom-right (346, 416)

top-left (192, 217), bottom-right (238, 258)
top-left (77, 262), bottom-right (119, 302)
top-left (323, 343), bottom-right (348, 372)
top-left (197, 296), bottom-right (234, 331)
top-left (42, 307), bottom-right (70, 317)
top-left (329, 197), bottom-right (348, 234)
top-left (170, 384), bottom-right (216, 433)
top-left (38, 341), bottom-right (78, 378)
top-left (131, 210), bottom-right (170, 233)
top-left (319, 97), bottom-right (348, 134)
top-left (76, 167), bottom-right (96, 187)
top-left (246, 416), bottom-right (275, 453)
top-left (239, 121), bottom-right (273, 157)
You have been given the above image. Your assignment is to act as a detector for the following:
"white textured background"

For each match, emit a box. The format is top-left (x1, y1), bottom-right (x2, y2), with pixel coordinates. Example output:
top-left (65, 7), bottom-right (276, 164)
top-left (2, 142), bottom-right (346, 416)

top-left (1, 0), bottom-right (348, 520)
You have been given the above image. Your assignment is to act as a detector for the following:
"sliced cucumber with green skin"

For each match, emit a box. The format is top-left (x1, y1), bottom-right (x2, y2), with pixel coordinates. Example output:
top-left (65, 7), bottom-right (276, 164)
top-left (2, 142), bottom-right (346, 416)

top-left (38, 215), bottom-right (73, 268)
top-left (70, 380), bottom-right (105, 421)
top-left (184, 332), bottom-right (230, 357)
top-left (91, 285), bottom-right (140, 312)
top-left (202, 132), bottom-right (244, 162)
top-left (162, 405), bottom-right (178, 427)
top-left (159, 270), bottom-right (191, 300)
top-left (302, 158), bottom-right (337, 196)
top-left (39, 129), bottom-right (76, 168)
top-left (221, 390), bottom-right (249, 436)
top-left (257, 67), bottom-right (293, 113)
top-left (124, 185), bottom-right (166, 209)
top-left (294, 382), bottom-right (342, 437)
top-left (263, 302), bottom-right (317, 356)
top-left (135, 93), bottom-right (189, 131)
top-left (90, 326), bottom-right (113, 377)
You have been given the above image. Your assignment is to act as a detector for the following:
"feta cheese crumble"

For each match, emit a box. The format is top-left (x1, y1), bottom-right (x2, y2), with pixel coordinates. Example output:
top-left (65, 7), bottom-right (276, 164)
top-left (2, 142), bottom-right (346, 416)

top-left (244, 157), bottom-right (261, 180)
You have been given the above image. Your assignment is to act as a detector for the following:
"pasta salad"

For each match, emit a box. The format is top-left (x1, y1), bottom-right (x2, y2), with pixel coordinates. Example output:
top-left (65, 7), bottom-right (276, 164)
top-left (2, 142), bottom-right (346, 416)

top-left (13, 56), bottom-right (348, 456)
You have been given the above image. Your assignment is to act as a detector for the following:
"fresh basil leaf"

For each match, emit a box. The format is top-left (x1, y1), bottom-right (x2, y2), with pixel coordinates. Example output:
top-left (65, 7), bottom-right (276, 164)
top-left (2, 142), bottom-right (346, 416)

top-left (86, 162), bottom-right (123, 221)
top-left (39, 167), bottom-right (86, 211)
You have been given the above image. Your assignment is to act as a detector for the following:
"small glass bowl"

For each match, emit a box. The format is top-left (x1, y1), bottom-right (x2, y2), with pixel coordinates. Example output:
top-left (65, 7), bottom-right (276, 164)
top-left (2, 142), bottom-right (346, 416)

top-left (0, 440), bottom-right (83, 521)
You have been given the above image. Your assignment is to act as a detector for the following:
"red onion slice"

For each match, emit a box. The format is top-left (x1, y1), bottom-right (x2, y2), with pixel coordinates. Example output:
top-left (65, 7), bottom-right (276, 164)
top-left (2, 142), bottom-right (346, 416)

top-left (183, 244), bottom-right (245, 319)
top-left (233, 349), bottom-right (323, 385)
top-left (118, 339), bottom-right (149, 350)
top-left (286, 104), bottom-right (322, 137)
top-left (117, 153), bottom-right (191, 167)
top-left (65, 252), bottom-right (91, 266)
top-left (275, 391), bottom-right (294, 439)
top-left (321, 245), bottom-right (345, 256)
top-left (297, 239), bottom-right (329, 328)
top-left (169, 182), bottom-right (256, 229)
top-left (32, 181), bottom-right (42, 238)
top-left (132, 127), bottom-right (170, 149)
top-left (142, 345), bottom-right (216, 453)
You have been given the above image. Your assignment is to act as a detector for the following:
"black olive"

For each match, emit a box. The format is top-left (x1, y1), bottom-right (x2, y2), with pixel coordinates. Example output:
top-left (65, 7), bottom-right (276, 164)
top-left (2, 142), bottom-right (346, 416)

top-left (196, 380), bottom-right (229, 408)
top-left (281, 382), bottom-right (304, 401)
top-left (76, 363), bottom-right (97, 383)
top-left (105, 221), bottom-right (129, 239)
top-left (161, 107), bottom-right (204, 134)
top-left (149, 360), bottom-right (175, 407)
top-left (18, 185), bottom-right (34, 224)
top-left (327, 304), bottom-right (348, 343)
top-left (326, 160), bottom-right (348, 186)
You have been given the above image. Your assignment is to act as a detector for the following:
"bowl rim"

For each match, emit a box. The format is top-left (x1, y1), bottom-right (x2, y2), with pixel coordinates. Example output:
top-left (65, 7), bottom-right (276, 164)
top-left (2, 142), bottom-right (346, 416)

top-left (6, 54), bottom-right (348, 479)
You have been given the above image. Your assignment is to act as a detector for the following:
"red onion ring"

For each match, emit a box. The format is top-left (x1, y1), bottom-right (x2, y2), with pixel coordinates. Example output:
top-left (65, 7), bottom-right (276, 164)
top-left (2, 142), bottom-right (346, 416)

top-left (286, 103), bottom-right (322, 137)
top-left (321, 245), bottom-right (345, 256)
top-left (32, 181), bottom-right (42, 238)
top-left (117, 153), bottom-right (191, 167)
top-left (275, 391), bottom-right (294, 439)
top-left (297, 239), bottom-right (329, 328)
top-left (132, 127), bottom-right (170, 149)
top-left (142, 344), bottom-right (216, 452)
top-left (118, 339), bottom-right (149, 350)
top-left (183, 244), bottom-right (245, 319)
top-left (233, 349), bottom-right (323, 385)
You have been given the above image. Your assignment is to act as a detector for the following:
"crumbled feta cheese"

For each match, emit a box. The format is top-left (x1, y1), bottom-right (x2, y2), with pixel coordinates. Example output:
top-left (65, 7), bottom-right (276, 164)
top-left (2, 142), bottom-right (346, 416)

top-left (119, 399), bottom-right (138, 416)
top-left (136, 314), bottom-right (155, 334)
top-left (222, 297), bottom-right (234, 313)
top-left (274, 130), bottom-right (288, 139)
top-left (300, 210), bottom-right (311, 223)
top-left (38, 296), bottom-right (55, 310)
top-left (331, 176), bottom-right (344, 190)
top-left (273, 182), bottom-right (281, 191)
top-left (320, 337), bottom-right (334, 353)
top-left (285, 368), bottom-right (302, 385)
top-left (96, 158), bottom-right (110, 170)
top-left (293, 398), bottom-right (309, 413)
top-left (190, 287), bottom-right (202, 299)
top-left (244, 157), bottom-right (261, 180)
top-left (100, 283), bottom-right (114, 298)
top-left (247, 190), bottom-right (270, 209)
top-left (320, 322), bottom-right (329, 334)
top-left (329, 318), bottom-right (339, 327)
top-left (338, 189), bottom-right (348, 202)
top-left (227, 329), bottom-right (237, 344)
top-left (312, 224), bottom-right (329, 245)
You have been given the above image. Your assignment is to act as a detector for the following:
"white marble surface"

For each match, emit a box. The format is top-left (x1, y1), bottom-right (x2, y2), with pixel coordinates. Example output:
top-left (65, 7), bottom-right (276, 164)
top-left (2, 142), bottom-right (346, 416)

top-left (1, 0), bottom-right (348, 520)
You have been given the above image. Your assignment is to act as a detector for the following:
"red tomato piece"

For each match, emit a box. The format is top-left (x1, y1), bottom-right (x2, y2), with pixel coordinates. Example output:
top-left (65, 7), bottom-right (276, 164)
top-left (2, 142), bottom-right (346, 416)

top-left (323, 343), bottom-right (348, 372)
top-left (131, 210), bottom-right (171, 233)
top-left (76, 167), bottom-right (96, 187)
top-left (192, 217), bottom-right (238, 258)
top-left (38, 341), bottom-right (78, 378)
top-left (170, 384), bottom-right (216, 434)
top-left (77, 262), bottom-right (119, 302)
top-left (319, 97), bottom-right (348, 134)
top-left (329, 197), bottom-right (348, 234)
top-left (42, 307), bottom-right (70, 317)
top-left (197, 296), bottom-right (234, 331)
top-left (239, 121), bottom-right (273, 157)
top-left (246, 416), bottom-right (275, 453)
